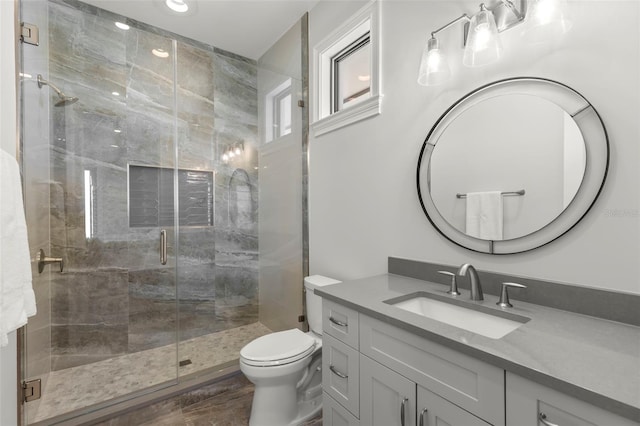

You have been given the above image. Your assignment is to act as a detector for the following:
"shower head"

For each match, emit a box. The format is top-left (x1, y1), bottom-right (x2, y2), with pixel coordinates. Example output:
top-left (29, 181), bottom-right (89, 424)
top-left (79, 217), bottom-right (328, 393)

top-left (37, 74), bottom-right (79, 107)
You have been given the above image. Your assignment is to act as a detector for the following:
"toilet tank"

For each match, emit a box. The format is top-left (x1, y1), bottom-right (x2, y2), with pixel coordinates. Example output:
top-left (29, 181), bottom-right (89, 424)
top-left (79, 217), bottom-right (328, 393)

top-left (304, 275), bottom-right (341, 335)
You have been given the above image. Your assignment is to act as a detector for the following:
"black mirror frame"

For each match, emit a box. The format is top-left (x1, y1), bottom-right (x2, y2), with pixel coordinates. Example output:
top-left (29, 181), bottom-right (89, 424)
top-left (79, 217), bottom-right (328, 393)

top-left (416, 77), bottom-right (609, 254)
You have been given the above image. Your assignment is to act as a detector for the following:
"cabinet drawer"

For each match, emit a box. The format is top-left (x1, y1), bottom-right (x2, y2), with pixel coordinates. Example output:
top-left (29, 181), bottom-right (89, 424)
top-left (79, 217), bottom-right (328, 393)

top-left (360, 315), bottom-right (505, 426)
top-left (323, 392), bottom-right (360, 426)
top-left (323, 333), bottom-right (360, 416)
top-left (506, 372), bottom-right (639, 426)
top-left (323, 299), bottom-right (359, 349)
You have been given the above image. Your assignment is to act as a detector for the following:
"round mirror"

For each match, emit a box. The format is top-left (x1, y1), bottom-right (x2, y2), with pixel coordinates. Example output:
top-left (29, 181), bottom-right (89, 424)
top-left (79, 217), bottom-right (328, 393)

top-left (417, 78), bottom-right (608, 254)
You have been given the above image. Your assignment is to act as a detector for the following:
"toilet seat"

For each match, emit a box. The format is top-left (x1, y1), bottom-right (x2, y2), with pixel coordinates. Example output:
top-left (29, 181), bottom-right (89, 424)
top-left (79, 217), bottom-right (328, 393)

top-left (240, 329), bottom-right (316, 367)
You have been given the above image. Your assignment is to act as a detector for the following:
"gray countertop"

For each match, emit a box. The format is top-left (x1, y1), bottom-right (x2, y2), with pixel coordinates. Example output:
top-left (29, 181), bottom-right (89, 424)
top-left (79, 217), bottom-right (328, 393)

top-left (316, 273), bottom-right (640, 422)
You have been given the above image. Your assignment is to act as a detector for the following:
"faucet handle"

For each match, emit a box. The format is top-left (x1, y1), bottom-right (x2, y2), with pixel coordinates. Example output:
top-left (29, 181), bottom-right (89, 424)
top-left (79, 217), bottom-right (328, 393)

top-left (497, 282), bottom-right (527, 308)
top-left (438, 270), bottom-right (461, 296)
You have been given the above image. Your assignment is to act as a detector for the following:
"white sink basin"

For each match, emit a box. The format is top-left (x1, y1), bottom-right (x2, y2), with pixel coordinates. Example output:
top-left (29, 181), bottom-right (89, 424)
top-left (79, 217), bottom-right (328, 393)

top-left (388, 294), bottom-right (528, 339)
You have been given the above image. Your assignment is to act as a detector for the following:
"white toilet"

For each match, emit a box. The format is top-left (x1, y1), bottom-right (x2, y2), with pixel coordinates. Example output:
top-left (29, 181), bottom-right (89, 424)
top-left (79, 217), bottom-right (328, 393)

top-left (240, 275), bottom-right (341, 426)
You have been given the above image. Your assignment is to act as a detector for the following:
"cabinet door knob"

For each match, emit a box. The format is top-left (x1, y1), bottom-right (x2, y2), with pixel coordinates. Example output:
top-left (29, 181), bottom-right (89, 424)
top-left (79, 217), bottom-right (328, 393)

top-left (539, 412), bottom-right (560, 426)
top-left (400, 397), bottom-right (409, 426)
top-left (419, 408), bottom-right (428, 426)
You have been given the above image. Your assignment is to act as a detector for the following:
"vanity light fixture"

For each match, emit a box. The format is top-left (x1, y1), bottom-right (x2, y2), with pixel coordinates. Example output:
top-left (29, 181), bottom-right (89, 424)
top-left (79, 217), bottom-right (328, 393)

top-left (152, 48), bottom-right (170, 58)
top-left (417, 0), bottom-right (526, 86)
top-left (417, 36), bottom-right (451, 86)
top-left (524, 0), bottom-right (572, 41)
top-left (165, 0), bottom-right (189, 13)
top-left (463, 4), bottom-right (502, 67)
top-left (221, 143), bottom-right (244, 163)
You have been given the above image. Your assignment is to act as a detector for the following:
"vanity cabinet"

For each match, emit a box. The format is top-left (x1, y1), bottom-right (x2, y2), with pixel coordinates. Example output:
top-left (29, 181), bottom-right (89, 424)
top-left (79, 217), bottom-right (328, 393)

top-left (322, 299), bottom-right (638, 426)
top-left (506, 373), bottom-right (638, 426)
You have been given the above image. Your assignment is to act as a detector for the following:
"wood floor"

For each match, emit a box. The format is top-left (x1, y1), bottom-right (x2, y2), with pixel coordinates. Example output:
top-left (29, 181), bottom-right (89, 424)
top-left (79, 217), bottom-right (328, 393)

top-left (94, 373), bottom-right (322, 426)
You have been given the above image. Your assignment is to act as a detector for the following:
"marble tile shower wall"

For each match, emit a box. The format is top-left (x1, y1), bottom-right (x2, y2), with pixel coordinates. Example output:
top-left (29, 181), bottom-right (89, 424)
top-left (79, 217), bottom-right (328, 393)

top-left (46, 0), bottom-right (259, 371)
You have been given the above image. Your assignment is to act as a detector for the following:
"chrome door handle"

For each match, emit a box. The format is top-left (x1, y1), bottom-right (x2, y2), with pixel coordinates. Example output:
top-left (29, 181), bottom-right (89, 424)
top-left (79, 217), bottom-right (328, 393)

top-left (400, 397), bottom-right (409, 426)
top-left (419, 408), bottom-right (428, 426)
top-left (329, 316), bottom-right (348, 327)
top-left (329, 365), bottom-right (348, 379)
top-left (160, 230), bottom-right (167, 265)
top-left (539, 412), bottom-right (560, 426)
top-left (37, 249), bottom-right (63, 273)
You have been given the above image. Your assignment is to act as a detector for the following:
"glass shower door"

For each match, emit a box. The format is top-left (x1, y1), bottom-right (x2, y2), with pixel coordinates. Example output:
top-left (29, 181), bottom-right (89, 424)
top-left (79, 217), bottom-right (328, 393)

top-left (20, 1), bottom-right (179, 423)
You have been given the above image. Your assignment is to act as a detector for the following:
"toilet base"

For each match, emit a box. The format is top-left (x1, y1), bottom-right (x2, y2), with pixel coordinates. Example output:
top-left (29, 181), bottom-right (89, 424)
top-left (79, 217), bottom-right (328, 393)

top-left (242, 352), bottom-right (323, 426)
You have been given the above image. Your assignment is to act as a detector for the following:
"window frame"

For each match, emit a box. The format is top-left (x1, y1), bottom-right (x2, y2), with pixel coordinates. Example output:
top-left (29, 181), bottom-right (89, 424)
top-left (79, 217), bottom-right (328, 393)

top-left (331, 31), bottom-right (371, 114)
top-left (312, 1), bottom-right (382, 137)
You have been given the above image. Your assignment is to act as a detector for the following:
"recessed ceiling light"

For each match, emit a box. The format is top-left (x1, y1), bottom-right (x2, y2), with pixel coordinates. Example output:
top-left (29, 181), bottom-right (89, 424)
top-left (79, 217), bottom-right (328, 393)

top-left (358, 75), bottom-right (371, 82)
top-left (114, 129), bottom-right (122, 133)
top-left (115, 22), bottom-right (130, 30)
top-left (112, 91), bottom-right (120, 96)
top-left (165, 0), bottom-right (189, 13)
top-left (152, 48), bottom-right (170, 58)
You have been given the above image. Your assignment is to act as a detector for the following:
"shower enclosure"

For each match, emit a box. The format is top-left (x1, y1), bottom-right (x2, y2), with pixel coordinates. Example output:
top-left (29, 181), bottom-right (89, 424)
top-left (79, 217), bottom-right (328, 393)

top-left (19, 0), bottom-right (307, 423)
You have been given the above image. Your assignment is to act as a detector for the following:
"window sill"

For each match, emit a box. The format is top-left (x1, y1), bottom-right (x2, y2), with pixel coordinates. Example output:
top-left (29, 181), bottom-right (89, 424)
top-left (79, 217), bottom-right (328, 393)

top-left (311, 95), bottom-right (382, 137)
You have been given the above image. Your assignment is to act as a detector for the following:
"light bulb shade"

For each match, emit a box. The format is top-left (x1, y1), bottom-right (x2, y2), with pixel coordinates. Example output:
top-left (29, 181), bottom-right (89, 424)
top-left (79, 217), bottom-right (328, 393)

top-left (524, 0), bottom-right (572, 42)
top-left (234, 146), bottom-right (242, 155)
top-left (417, 37), bottom-right (451, 86)
top-left (463, 6), bottom-right (502, 67)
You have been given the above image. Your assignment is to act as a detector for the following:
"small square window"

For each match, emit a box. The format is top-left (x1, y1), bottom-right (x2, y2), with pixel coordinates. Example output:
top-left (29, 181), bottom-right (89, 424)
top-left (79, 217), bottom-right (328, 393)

top-left (312, 1), bottom-right (381, 136)
top-left (265, 78), bottom-right (293, 143)
top-left (332, 33), bottom-right (371, 113)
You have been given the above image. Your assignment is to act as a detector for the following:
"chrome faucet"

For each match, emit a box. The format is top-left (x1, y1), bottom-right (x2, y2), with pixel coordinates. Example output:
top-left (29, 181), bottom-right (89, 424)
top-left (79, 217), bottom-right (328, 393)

top-left (457, 264), bottom-right (483, 301)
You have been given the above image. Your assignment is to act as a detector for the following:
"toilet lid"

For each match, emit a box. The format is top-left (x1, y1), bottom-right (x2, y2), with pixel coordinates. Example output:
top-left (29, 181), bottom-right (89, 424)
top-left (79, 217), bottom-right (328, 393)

top-left (240, 329), bottom-right (316, 366)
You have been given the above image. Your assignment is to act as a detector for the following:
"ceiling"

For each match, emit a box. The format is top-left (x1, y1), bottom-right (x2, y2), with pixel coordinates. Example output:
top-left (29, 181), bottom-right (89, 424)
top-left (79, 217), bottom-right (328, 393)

top-left (81, 0), bottom-right (319, 60)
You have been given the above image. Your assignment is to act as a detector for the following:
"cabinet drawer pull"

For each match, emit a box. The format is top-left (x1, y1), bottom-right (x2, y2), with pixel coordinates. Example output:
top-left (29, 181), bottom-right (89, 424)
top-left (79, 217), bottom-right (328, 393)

top-left (329, 365), bottom-right (348, 379)
top-left (539, 413), bottom-right (560, 426)
top-left (419, 408), bottom-right (428, 426)
top-left (329, 316), bottom-right (348, 327)
top-left (400, 397), bottom-right (409, 426)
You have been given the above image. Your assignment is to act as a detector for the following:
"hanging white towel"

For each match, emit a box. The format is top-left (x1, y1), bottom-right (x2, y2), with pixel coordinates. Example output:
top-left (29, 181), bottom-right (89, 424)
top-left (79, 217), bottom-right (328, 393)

top-left (0, 148), bottom-right (36, 347)
top-left (465, 191), bottom-right (504, 240)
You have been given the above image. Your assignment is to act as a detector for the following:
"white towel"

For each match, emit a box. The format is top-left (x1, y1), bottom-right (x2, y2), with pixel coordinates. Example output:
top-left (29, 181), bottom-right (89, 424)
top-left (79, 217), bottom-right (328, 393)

top-left (465, 191), bottom-right (504, 240)
top-left (0, 149), bottom-right (36, 347)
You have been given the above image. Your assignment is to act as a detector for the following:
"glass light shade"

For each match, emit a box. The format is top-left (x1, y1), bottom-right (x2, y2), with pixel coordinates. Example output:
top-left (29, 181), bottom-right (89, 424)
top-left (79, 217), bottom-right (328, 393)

top-left (525, 0), bottom-right (572, 42)
top-left (166, 0), bottom-right (189, 13)
top-left (463, 6), bottom-right (502, 67)
top-left (417, 37), bottom-right (451, 86)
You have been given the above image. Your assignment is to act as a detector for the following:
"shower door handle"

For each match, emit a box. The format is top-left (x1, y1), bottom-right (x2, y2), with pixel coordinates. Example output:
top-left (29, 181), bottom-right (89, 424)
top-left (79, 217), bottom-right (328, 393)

top-left (160, 230), bottom-right (167, 265)
top-left (37, 249), bottom-right (63, 273)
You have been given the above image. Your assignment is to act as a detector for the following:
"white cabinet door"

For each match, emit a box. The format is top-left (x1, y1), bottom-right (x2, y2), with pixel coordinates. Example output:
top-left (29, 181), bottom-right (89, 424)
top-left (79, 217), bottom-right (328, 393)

top-left (360, 354), bottom-right (416, 426)
top-left (324, 392), bottom-right (360, 426)
top-left (417, 385), bottom-right (491, 426)
top-left (506, 372), bottom-right (639, 426)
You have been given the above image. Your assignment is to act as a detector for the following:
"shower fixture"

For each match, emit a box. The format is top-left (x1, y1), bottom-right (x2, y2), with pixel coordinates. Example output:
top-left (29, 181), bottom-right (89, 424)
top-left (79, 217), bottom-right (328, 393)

top-left (37, 74), bottom-right (79, 107)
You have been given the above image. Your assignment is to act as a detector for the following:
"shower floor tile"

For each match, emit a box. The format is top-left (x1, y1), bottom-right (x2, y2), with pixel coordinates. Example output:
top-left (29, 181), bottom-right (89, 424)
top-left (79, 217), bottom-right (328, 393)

top-left (31, 322), bottom-right (272, 423)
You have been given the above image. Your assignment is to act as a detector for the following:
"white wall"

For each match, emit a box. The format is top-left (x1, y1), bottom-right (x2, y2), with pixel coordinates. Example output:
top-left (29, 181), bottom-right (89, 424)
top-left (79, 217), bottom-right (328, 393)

top-left (1, 0), bottom-right (19, 423)
top-left (308, 0), bottom-right (640, 294)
